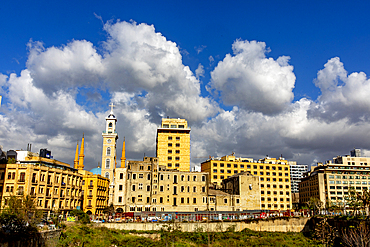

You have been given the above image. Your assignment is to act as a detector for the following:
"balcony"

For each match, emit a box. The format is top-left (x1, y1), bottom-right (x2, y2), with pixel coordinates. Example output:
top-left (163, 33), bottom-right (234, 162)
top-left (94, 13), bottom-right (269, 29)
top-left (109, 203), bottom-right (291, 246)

top-left (88, 185), bottom-right (94, 189)
top-left (87, 195), bottom-right (93, 199)
top-left (32, 180), bottom-right (38, 184)
top-left (61, 182), bottom-right (66, 187)
top-left (86, 205), bottom-right (93, 209)
top-left (18, 179), bottom-right (25, 183)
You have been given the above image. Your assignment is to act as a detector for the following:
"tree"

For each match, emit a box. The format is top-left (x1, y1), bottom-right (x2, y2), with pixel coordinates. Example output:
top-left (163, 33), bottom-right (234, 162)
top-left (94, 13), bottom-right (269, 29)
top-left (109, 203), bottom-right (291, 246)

top-left (314, 218), bottom-right (338, 247)
top-left (345, 188), bottom-right (370, 216)
top-left (0, 195), bottom-right (42, 242)
top-left (102, 203), bottom-right (115, 216)
top-left (69, 209), bottom-right (90, 224)
top-left (307, 197), bottom-right (323, 215)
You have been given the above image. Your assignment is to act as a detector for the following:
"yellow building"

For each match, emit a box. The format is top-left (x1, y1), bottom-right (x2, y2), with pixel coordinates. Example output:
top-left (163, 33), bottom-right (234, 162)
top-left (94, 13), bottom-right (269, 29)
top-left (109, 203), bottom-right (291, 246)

top-left (201, 153), bottom-right (292, 210)
top-left (0, 151), bottom-right (83, 215)
top-left (79, 170), bottom-right (109, 216)
top-left (299, 149), bottom-right (370, 208)
top-left (156, 118), bottom-right (190, 171)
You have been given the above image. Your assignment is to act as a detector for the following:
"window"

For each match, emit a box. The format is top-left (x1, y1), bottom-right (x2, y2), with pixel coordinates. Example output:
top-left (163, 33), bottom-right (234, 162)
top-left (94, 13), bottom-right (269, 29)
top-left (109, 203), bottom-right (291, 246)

top-left (193, 198), bottom-right (197, 204)
top-left (176, 150), bottom-right (180, 154)
top-left (105, 159), bottom-right (110, 169)
top-left (168, 150), bottom-right (172, 154)
top-left (220, 170), bottom-right (224, 173)
top-left (132, 185), bottom-right (136, 191)
top-left (175, 157), bottom-right (180, 161)
top-left (213, 175), bottom-right (217, 179)
top-left (224, 198), bottom-right (228, 204)
top-left (138, 183), bottom-right (143, 190)
top-left (105, 172), bottom-right (109, 179)
top-left (168, 156), bottom-right (172, 160)
top-left (133, 174), bottom-right (137, 179)
top-left (120, 173), bottom-right (123, 179)
top-left (168, 143), bottom-right (172, 147)
top-left (193, 176), bottom-right (197, 181)
top-left (160, 186), bottom-right (164, 192)
top-left (106, 147), bottom-right (111, 156)
top-left (119, 185), bottom-right (123, 191)
top-left (139, 174), bottom-right (144, 178)
top-left (176, 137), bottom-right (180, 140)
top-left (202, 175), bottom-right (206, 181)
top-left (193, 186), bottom-right (197, 192)
top-left (147, 185), bottom-right (151, 191)
top-left (176, 143), bottom-right (180, 147)
top-left (168, 136), bottom-right (172, 140)
top-left (118, 197), bottom-right (122, 203)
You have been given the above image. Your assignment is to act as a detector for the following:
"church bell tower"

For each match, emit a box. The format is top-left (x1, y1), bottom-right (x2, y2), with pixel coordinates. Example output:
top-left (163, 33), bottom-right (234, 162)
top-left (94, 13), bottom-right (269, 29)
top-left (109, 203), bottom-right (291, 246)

top-left (101, 103), bottom-right (118, 182)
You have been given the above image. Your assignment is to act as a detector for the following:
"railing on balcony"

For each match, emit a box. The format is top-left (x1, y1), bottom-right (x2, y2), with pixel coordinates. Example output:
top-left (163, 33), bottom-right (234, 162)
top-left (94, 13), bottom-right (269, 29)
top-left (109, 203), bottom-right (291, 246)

top-left (88, 185), bottom-right (94, 189)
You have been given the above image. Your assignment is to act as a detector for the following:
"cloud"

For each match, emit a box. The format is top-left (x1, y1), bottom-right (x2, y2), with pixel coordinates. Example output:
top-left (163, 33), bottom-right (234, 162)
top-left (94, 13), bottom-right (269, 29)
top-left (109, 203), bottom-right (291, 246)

top-left (209, 39), bottom-right (295, 115)
top-left (309, 57), bottom-right (370, 122)
top-left (195, 45), bottom-right (206, 54)
top-left (195, 63), bottom-right (204, 79)
top-left (2, 20), bottom-right (370, 172)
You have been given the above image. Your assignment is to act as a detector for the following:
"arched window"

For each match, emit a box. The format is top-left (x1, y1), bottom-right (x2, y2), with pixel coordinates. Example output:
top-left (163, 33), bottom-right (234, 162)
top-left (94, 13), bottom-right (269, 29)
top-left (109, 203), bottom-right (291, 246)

top-left (109, 123), bottom-right (113, 127)
top-left (106, 147), bottom-right (111, 156)
top-left (105, 159), bottom-right (110, 169)
top-left (105, 172), bottom-right (110, 179)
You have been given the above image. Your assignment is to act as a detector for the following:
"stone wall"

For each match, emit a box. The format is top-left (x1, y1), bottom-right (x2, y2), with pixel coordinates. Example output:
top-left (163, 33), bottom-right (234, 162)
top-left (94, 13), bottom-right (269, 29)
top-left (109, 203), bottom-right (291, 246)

top-left (101, 217), bottom-right (310, 233)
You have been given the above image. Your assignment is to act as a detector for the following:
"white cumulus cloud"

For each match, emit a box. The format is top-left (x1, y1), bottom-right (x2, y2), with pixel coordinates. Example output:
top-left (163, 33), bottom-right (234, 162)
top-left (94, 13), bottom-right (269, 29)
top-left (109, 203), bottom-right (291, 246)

top-left (209, 39), bottom-right (295, 115)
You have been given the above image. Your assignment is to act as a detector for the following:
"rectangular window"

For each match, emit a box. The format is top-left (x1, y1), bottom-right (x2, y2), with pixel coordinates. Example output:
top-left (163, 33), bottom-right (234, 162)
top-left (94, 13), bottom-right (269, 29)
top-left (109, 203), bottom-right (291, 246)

top-left (119, 185), bottom-right (123, 191)
top-left (118, 196), bottom-right (122, 203)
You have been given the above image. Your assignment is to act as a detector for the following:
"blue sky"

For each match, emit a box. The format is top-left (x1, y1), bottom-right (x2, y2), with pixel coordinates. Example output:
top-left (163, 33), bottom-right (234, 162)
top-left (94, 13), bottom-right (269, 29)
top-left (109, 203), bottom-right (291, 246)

top-left (1, 0), bottom-right (370, 170)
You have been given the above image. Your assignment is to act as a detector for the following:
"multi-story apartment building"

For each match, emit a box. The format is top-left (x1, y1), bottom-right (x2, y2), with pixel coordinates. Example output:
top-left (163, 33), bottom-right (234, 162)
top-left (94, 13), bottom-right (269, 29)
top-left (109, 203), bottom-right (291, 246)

top-left (0, 150), bottom-right (83, 215)
top-left (125, 157), bottom-right (208, 212)
top-left (156, 118), bottom-right (191, 171)
top-left (289, 162), bottom-right (308, 194)
top-left (201, 154), bottom-right (292, 210)
top-left (79, 170), bottom-right (109, 216)
top-left (299, 149), bottom-right (370, 208)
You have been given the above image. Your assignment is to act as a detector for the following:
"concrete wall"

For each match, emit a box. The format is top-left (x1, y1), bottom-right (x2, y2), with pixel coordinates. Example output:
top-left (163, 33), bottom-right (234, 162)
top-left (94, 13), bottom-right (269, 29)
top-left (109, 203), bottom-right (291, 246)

top-left (101, 217), bottom-right (310, 233)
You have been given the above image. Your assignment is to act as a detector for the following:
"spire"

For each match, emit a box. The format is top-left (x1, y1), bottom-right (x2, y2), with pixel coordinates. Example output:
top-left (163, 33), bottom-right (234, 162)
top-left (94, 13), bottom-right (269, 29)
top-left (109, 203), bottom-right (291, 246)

top-left (121, 137), bottom-right (126, 167)
top-left (74, 141), bottom-right (79, 169)
top-left (78, 133), bottom-right (85, 170)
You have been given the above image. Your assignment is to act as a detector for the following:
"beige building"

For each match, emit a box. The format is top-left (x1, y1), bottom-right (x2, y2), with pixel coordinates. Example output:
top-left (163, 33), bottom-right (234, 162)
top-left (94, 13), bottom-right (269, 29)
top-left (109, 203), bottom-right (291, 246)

top-left (0, 151), bottom-right (83, 214)
top-left (299, 149), bottom-right (370, 208)
top-left (125, 157), bottom-right (208, 212)
top-left (156, 118), bottom-right (191, 171)
top-left (221, 172), bottom-right (261, 211)
top-left (112, 156), bottom-right (263, 213)
top-left (201, 154), bottom-right (292, 210)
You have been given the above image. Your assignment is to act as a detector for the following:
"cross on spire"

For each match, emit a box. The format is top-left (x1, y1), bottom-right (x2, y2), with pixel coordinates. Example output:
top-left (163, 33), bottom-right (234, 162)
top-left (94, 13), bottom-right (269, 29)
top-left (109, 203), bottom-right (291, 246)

top-left (109, 102), bottom-right (115, 113)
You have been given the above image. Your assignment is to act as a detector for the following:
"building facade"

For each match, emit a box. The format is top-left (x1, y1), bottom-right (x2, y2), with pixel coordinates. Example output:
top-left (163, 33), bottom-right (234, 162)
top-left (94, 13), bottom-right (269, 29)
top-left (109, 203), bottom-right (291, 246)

top-left (79, 170), bottom-right (109, 215)
top-left (299, 149), bottom-right (370, 208)
top-left (289, 162), bottom-right (308, 194)
top-left (156, 118), bottom-right (191, 171)
top-left (201, 154), bottom-right (292, 210)
top-left (0, 151), bottom-right (83, 215)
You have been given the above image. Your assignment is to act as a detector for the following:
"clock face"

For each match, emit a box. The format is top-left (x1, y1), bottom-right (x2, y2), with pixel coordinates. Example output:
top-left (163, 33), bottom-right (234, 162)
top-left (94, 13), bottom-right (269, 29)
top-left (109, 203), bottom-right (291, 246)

top-left (107, 139), bottom-right (112, 143)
